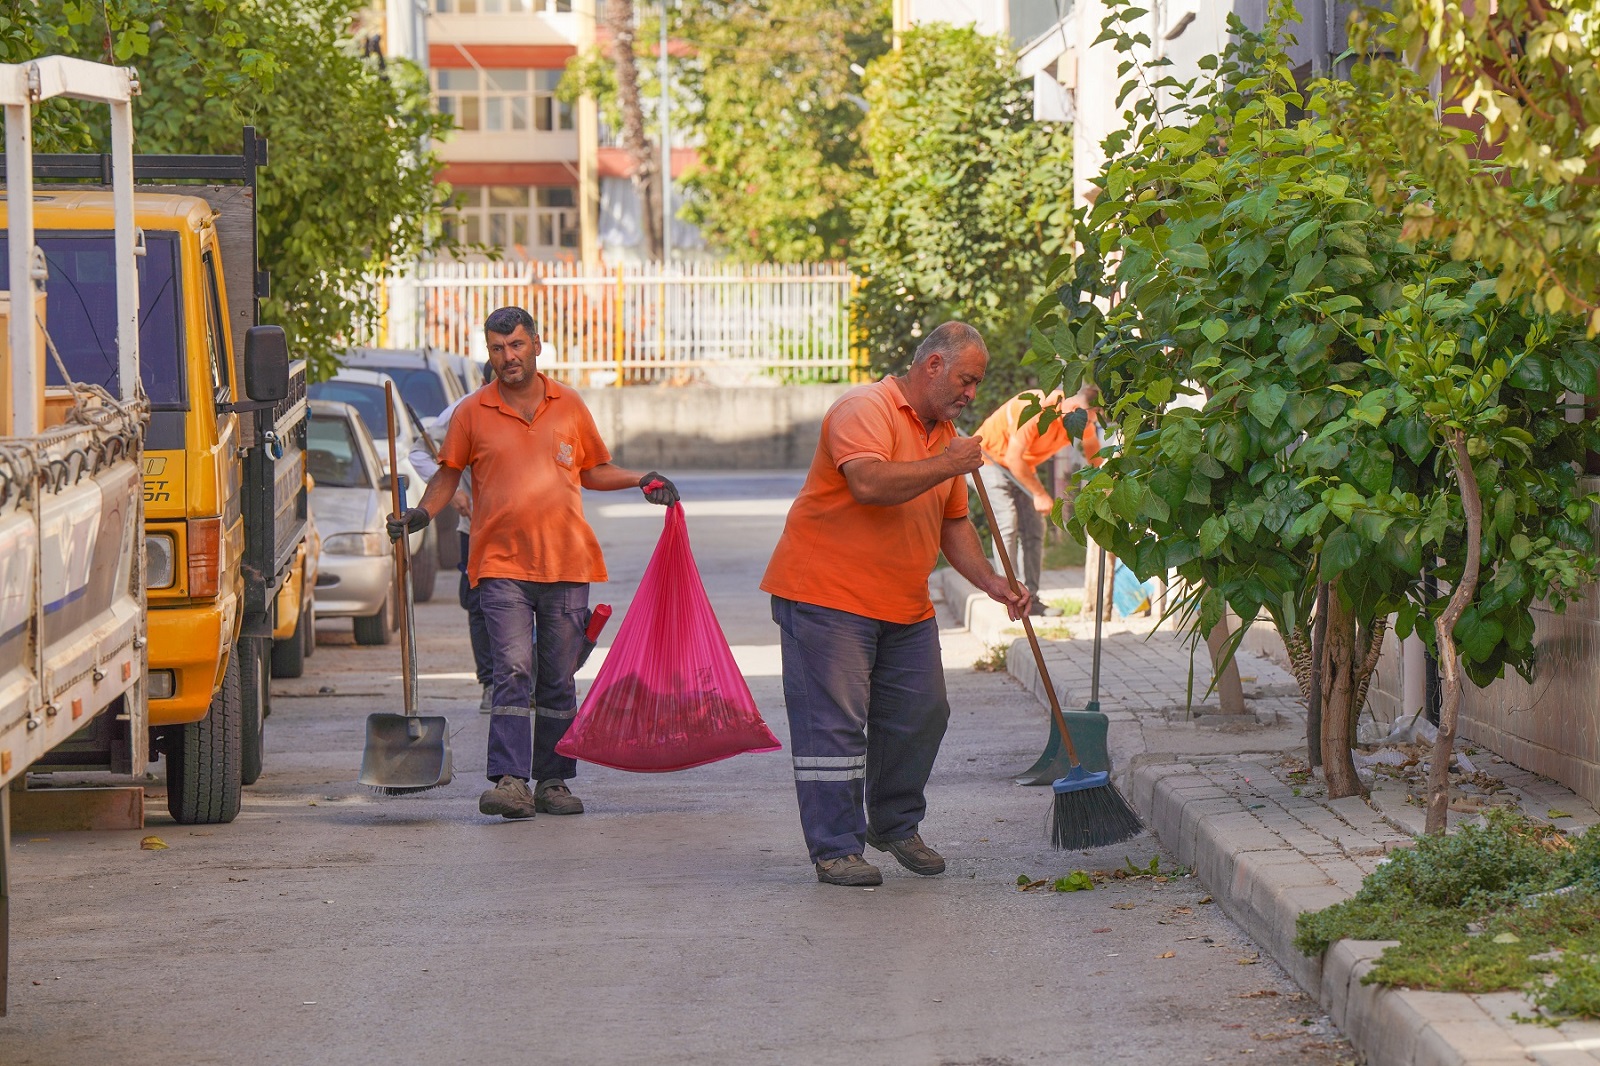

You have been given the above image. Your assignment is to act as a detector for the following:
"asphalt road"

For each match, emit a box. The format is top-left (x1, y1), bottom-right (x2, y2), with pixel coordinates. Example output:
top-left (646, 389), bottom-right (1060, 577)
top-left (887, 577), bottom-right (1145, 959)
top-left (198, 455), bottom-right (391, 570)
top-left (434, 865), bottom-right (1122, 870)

top-left (1, 473), bottom-right (1353, 1066)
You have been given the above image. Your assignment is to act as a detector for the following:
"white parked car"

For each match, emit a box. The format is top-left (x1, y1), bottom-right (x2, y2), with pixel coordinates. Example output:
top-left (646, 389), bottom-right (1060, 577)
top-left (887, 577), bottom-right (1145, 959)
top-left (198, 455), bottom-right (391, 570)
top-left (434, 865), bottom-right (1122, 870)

top-left (308, 369), bottom-right (437, 600)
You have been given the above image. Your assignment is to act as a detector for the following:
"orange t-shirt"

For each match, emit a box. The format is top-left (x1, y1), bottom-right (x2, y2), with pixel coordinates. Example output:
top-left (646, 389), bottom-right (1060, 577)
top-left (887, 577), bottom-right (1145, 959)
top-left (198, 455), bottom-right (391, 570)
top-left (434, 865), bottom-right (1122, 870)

top-left (975, 391), bottom-right (1100, 470)
top-left (437, 375), bottom-right (611, 585)
top-left (761, 376), bottom-right (967, 624)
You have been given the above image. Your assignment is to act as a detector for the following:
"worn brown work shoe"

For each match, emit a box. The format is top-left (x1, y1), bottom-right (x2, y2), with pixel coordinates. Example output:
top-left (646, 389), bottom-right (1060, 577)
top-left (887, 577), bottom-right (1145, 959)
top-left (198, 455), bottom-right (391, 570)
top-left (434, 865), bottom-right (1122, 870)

top-left (478, 776), bottom-right (537, 819)
top-left (867, 831), bottom-right (946, 875)
top-left (535, 779), bottom-right (585, 815)
top-left (815, 854), bottom-right (883, 887)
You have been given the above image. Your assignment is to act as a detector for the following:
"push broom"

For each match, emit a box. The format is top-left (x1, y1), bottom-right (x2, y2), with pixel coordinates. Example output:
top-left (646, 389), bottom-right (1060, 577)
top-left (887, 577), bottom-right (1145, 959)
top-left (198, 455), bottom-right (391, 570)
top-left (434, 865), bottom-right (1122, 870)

top-left (969, 470), bottom-right (1142, 850)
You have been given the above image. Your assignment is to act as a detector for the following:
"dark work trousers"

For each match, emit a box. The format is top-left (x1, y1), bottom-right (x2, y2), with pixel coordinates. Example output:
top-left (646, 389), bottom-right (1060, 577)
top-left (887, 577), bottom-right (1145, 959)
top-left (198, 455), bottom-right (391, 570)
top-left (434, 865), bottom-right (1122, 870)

top-left (457, 533), bottom-right (492, 687)
top-left (980, 463), bottom-right (1044, 598)
top-left (771, 596), bottom-right (951, 863)
top-left (477, 577), bottom-right (589, 783)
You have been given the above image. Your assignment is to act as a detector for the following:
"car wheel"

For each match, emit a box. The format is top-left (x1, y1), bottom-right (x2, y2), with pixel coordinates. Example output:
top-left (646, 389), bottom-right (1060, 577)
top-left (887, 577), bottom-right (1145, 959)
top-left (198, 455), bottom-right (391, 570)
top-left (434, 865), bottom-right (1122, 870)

top-left (354, 594), bottom-right (393, 645)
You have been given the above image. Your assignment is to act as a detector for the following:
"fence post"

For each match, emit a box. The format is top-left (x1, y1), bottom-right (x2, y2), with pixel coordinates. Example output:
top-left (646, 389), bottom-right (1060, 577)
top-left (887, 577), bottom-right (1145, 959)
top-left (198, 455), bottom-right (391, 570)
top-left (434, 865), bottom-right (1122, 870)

top-left (613, 263), bottom-right (625, 387)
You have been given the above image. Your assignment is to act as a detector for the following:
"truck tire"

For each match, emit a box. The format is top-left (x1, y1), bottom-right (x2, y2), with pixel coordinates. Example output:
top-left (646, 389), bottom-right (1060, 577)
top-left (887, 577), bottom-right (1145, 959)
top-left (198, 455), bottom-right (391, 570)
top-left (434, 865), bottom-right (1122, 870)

top-left (354, 595), bottom-right (392, 645)
top-left (411, 530), bottom-right (438, 603)
top-left (166, 649), bottom-right (243, 825)
top-left (271, 605), bottom-right (306, 678)
top-left (241, 640), bottom-right (270, 786)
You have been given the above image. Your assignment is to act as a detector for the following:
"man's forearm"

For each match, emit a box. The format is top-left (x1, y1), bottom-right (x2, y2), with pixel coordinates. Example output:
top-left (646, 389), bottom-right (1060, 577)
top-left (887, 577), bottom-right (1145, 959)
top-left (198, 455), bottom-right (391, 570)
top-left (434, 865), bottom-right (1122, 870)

top-left (417, 466), bottom-right (463, 517)
top-left (581, 462), bottom-right (647, 492)
top-left (942, 516), bottom-right (1004, 590)
top-left (842, 455), bottom-right (958, 507)
top-left (1001, 459), bottom-right (1048, 500)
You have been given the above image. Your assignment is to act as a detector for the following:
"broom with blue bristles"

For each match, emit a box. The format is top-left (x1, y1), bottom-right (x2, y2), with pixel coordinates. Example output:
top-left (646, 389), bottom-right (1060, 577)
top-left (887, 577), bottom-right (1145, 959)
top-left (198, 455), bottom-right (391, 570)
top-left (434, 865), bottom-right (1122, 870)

top-left (970, 471), bottom-right (1142, 850)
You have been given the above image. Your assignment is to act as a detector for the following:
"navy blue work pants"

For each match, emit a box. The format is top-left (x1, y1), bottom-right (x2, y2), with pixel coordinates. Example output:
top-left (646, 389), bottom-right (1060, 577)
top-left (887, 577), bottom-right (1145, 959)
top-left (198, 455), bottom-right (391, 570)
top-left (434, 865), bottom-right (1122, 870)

top-left (457, 533), bottom-right (492, 687)
top-left (478, 577), bottom-right (589, 782)
top-left (771, 596), bottom-right (950, 863)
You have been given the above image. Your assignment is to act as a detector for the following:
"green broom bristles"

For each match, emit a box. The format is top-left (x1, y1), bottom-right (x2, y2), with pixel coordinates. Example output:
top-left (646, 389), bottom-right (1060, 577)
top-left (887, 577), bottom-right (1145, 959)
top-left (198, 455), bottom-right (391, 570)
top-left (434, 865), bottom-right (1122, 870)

top-left (1049, 766), bottom-right (1143, 850)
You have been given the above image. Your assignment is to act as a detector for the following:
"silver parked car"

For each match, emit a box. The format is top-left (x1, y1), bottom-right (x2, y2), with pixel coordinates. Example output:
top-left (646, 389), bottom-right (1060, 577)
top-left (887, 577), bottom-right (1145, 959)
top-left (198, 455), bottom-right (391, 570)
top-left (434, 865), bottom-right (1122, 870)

top-left (308, 399), bottom-right (398, 646)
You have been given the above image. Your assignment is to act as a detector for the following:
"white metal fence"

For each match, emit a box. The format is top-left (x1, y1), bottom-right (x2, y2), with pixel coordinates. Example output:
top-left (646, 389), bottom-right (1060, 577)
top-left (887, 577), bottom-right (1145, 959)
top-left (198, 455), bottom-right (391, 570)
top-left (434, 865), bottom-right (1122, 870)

top-left (375, 260), bottom-right (862, 387)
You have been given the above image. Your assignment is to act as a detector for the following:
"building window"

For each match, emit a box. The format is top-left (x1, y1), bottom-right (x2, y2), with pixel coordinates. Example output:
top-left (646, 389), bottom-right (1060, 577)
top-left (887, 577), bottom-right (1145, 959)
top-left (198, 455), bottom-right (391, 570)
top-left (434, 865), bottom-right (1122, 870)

top-left (446, 186), bottom-right (580, 254)
top-left (534, 70), bottom-right (574, 131)
top-left (434, 69), bottom-right (570, 133)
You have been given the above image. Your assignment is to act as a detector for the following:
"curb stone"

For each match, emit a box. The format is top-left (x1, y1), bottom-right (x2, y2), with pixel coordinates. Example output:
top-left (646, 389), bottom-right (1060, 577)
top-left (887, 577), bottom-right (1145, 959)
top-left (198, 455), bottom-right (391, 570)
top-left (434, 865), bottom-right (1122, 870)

top-left (1005, 644), bottom-right (1600, 1066)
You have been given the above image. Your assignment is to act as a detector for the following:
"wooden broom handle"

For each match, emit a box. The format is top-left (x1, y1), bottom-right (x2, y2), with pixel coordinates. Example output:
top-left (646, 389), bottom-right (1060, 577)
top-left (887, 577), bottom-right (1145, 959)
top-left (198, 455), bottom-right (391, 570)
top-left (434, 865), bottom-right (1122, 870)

top-left (969, 467), bottom-right (1082, 767)
top-left (385, 381), bottom-right (415, 716)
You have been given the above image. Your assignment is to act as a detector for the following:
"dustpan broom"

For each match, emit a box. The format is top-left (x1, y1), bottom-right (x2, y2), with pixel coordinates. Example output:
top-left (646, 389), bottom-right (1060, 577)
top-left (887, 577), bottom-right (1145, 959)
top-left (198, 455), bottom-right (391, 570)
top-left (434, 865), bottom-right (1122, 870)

top-left (358, 381), bottom-right (454, 795)
top-left (969, 470), bottom-right (1141, 850)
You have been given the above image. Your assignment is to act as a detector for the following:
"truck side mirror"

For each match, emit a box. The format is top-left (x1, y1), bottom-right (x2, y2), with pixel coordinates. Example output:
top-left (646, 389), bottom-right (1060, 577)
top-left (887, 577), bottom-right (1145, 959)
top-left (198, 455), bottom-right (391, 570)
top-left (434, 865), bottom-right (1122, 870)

top-left (243, 325), bottom-right (290, 403)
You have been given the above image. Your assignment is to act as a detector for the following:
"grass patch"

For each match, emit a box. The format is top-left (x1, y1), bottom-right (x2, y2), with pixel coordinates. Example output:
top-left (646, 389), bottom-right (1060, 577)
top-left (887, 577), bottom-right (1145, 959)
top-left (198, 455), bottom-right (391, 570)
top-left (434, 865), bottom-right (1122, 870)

top-left (972, 644), bottom-right (1010, 672)
top-left (1295, 810), bottom-right (1600, 1020)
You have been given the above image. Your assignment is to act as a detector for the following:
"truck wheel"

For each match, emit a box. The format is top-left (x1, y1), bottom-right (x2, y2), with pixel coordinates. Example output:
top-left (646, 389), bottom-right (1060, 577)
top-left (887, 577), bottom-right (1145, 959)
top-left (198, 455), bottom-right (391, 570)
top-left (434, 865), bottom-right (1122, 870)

top-left (271, 607), bottom-right (306, 678)
top-left (166, 649), bottom-right (243, 824)
top-left (411, 531), bottom-right (438, 603)
top-left (354, 595), bottom-right (393, 645)
top-left (241, 640), bottom-right (270, 786)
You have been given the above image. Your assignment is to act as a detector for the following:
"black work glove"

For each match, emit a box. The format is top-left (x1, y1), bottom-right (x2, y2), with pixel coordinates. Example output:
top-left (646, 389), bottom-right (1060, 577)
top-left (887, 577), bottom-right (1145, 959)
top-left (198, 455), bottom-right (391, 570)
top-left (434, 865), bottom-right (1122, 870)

top-left (638, 472), bottom-right (679, 507)
top-left (386, 507), bottom-right (431, 542)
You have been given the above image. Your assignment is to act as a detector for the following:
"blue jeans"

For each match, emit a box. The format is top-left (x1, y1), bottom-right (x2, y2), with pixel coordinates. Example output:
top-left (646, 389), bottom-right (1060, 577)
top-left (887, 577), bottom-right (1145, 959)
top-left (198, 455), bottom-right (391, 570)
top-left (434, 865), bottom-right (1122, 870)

top-left (477, 578), bottom-right (589, 782)
top-left (457, 533), bottom-right (491, 687)
top-left (771, 596), bottom-right (950, 863)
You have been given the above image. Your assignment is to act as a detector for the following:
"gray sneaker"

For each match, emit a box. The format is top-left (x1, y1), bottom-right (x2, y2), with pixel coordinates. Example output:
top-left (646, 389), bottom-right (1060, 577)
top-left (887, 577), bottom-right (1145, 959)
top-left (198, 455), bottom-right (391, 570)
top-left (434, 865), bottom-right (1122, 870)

top-left (867, 831), bottom-right (946, 875)
top-left (535, 779), bottom-right (585, 815)
top-left (478, 776), bottom-right (537, 819)
top-left (815, 854), bottom-right (883, 886)
top-left (479, 685), bottom-right (493, 713)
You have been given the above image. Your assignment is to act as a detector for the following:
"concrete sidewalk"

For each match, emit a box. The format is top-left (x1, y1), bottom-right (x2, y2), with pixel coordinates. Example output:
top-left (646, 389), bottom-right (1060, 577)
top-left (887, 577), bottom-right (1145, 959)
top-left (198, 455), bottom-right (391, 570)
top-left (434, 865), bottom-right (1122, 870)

top-left (933, 567), bottom-right (1600, 1066)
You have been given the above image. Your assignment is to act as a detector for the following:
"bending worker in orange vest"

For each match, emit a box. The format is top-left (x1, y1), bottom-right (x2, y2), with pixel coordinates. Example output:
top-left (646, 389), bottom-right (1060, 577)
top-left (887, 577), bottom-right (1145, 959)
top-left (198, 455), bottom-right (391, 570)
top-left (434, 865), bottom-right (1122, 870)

top-left (974, 382), bottom-right (1101, 614)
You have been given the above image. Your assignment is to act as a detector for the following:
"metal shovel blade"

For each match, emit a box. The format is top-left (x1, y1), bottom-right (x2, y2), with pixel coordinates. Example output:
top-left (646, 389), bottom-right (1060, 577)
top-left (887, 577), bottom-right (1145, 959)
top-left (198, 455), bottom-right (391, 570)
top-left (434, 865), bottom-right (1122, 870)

top-left (359, 713), bottom-right (454, 794)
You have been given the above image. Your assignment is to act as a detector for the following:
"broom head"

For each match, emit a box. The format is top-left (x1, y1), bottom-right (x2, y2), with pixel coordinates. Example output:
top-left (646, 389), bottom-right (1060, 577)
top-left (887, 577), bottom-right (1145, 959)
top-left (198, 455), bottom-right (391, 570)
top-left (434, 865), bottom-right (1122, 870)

top-left (1050, 765), bottom-right (1143, 850)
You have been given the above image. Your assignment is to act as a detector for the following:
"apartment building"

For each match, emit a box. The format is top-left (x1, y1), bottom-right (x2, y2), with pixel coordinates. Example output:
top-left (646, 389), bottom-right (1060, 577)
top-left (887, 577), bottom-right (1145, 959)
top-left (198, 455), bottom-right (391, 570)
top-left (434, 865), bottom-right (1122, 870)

top-left (383, 0), bottom-right (693, 264)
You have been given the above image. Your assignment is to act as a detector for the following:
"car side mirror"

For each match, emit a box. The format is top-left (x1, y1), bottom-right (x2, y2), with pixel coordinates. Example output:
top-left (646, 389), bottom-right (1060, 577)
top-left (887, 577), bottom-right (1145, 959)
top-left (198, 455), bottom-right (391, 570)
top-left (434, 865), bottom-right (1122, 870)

top-left (243, 325), bottom-right (290, 403)
top-left (378, 473), bottom-right (393, 491)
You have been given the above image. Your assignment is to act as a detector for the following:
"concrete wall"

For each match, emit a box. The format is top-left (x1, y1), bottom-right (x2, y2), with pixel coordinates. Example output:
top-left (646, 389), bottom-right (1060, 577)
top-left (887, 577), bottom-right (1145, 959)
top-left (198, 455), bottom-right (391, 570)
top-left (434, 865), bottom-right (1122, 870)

top-left (575, 384), bottom-right (852, 470)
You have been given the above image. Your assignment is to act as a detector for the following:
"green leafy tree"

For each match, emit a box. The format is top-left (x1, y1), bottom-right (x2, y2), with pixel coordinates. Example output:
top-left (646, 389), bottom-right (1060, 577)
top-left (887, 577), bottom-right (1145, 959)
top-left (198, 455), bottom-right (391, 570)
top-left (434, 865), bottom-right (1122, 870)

top-left (28, 0), bottom-right (458, 377)
top-left (851, 23), bottom-right (1073, 414)
top-left (1334, 0), bottom-right (1600, 329)
top-left (1039, 3), bottom-right (1600, 809)
top-left (673, 0), bottom-right (888, 261)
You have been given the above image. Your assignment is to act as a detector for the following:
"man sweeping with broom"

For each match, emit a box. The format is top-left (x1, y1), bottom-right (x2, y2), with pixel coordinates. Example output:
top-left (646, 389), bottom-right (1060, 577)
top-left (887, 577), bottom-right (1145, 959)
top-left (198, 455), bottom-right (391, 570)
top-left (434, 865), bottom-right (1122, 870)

top-left (761, 321), bottom-right (1031, 887)
top-left (388, 306), bottom-right (680, 821)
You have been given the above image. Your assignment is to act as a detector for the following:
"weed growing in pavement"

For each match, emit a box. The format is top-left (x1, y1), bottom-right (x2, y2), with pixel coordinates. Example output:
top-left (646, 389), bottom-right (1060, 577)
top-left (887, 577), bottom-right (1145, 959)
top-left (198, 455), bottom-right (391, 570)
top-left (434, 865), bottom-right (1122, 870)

top-left (971, 644), bottom-right (1010, 672)
top-left (1295, 810), bottom-right (1600, 1020)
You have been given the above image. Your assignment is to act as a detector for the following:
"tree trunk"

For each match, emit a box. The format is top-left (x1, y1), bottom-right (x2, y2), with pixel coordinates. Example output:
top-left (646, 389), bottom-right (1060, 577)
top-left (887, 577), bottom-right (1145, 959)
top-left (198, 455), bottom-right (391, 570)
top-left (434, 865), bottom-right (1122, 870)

top-left (1307, 580), bottom-right (1329, 768)
top-left (1426, 431), bottom-right (1484, 834)
top-left (603, 0), bottom-right (664, 260)
top-left (1204, 615), bottom-right (1248, 714)
top-left (1319, 582), bottom-right (1363, 798)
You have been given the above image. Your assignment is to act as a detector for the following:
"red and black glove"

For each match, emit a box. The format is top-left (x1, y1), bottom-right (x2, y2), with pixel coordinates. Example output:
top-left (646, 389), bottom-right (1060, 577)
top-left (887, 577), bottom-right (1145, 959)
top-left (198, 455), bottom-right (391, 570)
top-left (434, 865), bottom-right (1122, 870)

top-left (638, 472), bottom-right (679, 506)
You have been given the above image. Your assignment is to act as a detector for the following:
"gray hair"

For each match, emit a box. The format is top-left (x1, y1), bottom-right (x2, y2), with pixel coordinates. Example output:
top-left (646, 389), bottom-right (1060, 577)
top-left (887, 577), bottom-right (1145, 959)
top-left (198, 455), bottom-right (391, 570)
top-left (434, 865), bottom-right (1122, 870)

top-left (485, 306), bottom-right (538, 337)
top-left (912, 321), bottom-right (986, 365)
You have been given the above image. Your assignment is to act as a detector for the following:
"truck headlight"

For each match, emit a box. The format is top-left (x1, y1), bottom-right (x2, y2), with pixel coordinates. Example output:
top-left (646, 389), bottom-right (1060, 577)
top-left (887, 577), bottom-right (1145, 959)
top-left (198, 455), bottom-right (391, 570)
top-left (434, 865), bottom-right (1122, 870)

top-left (145, 533), bottom-right (176, 588)
top-left (323, 532), bottom-right (388, 557)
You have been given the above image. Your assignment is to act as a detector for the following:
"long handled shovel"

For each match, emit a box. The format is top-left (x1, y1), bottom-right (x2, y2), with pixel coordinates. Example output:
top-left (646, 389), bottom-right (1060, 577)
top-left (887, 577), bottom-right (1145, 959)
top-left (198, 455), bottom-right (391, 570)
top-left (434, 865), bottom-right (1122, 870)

top-left (359, 381), bottom-right (454, 795)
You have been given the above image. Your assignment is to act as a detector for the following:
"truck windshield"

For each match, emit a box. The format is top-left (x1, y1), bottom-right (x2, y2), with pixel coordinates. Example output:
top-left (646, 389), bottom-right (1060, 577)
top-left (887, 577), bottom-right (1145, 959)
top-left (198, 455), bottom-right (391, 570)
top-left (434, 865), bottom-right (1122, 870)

top-left (307, 413), bottom-right (373, 489)
top-left (0, 231), bottom-right (185, 408)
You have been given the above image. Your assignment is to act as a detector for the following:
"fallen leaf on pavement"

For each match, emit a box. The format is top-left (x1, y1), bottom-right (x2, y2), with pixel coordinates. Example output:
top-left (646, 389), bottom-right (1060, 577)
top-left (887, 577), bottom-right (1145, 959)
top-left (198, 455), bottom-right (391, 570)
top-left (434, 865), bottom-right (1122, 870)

top-left (1017, 878), bottom-right (1050, 891)
top-left (1092, 927), bottom-right (1112, 933)
top-left (140, 836), bottom-right (168, 851)
top-left (1221, 1023), bottom-right (1245, 1030)
top-left (1110, 902), bottom-right (1135, 910)
top-left (1237, 953), bottom-right (1260, 965)
top-left (1171, 907), bottom-right (1193, 915)
top-left (1198, 895), bottom-right (1214, 904)
top-left (1252, 1032), bottom-right (1293, 1042)
top-left (1238, 990), bottom-right (1279, 999)
top-left (1547, 809), bottom-right (1572, 819)
top-left (1156, 951), bottom-right (1175, 959)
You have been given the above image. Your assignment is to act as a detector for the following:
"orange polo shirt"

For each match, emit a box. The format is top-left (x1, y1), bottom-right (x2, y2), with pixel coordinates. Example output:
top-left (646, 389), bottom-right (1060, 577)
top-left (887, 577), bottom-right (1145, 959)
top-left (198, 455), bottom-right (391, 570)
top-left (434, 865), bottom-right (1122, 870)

top-left (762, 376), bottom-right (967, 624)
top-left (437, 375), bottom-right (610, 585)
top-left (975, 391), bottom-right (1100, 470)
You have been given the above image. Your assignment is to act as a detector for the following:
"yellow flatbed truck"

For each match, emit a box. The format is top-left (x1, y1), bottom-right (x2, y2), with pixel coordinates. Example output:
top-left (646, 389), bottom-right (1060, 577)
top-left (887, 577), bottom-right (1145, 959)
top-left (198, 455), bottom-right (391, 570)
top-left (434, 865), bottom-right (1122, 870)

top-left (1, 128), bottom-right (308, 823)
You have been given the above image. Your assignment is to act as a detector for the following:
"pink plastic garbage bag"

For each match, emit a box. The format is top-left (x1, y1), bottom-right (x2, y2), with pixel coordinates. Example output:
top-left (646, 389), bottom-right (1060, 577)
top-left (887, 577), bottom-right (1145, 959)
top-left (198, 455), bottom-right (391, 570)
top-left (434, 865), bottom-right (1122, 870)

top-left (555, 503), bottom-right (781, 772)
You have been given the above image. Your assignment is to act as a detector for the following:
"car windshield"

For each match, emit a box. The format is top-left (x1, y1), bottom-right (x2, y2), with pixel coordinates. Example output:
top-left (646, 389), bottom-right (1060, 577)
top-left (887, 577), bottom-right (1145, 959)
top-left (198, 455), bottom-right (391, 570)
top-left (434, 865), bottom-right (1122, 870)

top-left (0, 231), bottom-right (185, 407)
top-left (308, 380), bottom-right (410, 447)
top-left (373, 366), bottom-right (450, 418)
top-left (307, 413), bottom-right (372, 489)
